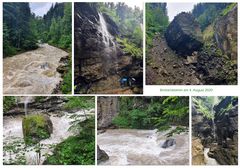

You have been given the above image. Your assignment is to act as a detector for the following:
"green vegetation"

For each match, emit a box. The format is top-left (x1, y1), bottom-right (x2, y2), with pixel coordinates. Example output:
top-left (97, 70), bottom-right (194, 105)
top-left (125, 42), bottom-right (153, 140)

top-left (192, 96), bottom-right (221, 119)
top-left (116, 38), bottom-right (142, 59)
top-left (146, 3), bottom-right (169, 49)
top-left (97, 2), bottom-right (142, 58)
top-left (3, 138), bottom-right (26, 165)
top-left (112, 96), bottom-right (189, 132)
top-left (221, 3), bottom-right (236, 16)
top-left (192, 3), bottom-right (233, 30)
top-left (3, 3), bottom-right (38, 57)
top-left (3, 96), bottom-right (16, 113)
top-left (22, 115), bottom-right (52, 145)
top-left (45, 117), bottom-right (95, 165)
top-left (3, 2), bottom-right (71, 52)
top-left (64, 96), bottom-right (95, 110)
top-left (60, 54), bottom-right (72, 94)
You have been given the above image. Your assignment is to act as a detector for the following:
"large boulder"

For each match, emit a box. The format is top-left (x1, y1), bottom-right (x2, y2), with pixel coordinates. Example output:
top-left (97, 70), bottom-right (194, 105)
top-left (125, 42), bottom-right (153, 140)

top-left (22, 114), bottom-right (53, 145)
top-left (165, 12), bottom-right (203, 56)
top-left (161, 138), bottom-right (176, 148)
top-left (97, 145), bottom-right (109, 164)
top-left (214, 5), bottom-right (237, 60)
top-left (192, 137), bottom-right (205, 165)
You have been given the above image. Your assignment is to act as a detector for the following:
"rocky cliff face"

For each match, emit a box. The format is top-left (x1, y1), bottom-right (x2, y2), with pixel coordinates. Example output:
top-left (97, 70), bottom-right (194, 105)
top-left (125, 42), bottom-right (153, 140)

top-left (214, 5), bottom-right (237, 60)
top-left (165, 12), bottom-right (203, 56)
top-left (192, 137), bottom-right (205, 165)
top-left (192, 104), bottom-right (214, 146)
top-left (210, 96), bottom-right (238, 165)
top-left (74, 3), bottom-right (142, 94)
top-left (97, 97), bottom-right (118, 129)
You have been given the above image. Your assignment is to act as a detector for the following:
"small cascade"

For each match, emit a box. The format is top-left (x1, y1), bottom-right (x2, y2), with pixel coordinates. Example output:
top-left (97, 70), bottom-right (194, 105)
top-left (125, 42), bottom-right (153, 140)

top-left (98, 12), bottom-right (118, 77)
top-left (204, 148), bottom-right (219, 165)
top-left (98, 12), bottom-right (112, 48)
top-left (24, 97), bottom-right (32, 116)
top-left (211, 97), bottom-right (218, 140)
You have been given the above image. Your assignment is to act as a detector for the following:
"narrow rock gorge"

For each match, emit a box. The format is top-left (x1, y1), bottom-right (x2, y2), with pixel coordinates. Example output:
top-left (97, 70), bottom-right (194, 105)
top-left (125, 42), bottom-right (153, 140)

top-left (192, 96), bottom-right (238, 165)
top-left (74, 3), bottom-right (143, 94)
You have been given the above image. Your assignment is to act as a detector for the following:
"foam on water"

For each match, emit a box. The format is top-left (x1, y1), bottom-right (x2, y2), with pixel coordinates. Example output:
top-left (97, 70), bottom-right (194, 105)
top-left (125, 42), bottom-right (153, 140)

top-left (98, 128), bottom-right (189, 165)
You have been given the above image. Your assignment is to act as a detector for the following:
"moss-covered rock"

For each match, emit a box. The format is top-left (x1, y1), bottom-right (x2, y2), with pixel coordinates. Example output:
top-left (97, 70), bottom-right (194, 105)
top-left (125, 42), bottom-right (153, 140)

top-left (22, 114), bottom-right (53, 145)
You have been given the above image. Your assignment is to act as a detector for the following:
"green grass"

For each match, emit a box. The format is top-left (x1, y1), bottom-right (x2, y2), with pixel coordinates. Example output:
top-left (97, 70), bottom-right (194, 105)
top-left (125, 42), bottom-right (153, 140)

top-left (64, 97), bottom-right (95, 110)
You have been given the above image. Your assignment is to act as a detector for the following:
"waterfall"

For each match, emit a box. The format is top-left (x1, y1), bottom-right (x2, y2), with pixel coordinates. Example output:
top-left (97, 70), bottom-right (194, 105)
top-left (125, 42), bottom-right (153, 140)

top-left (24, 97), bottom-right (31, 116)
top-left (211, 97), bottom-right (218, 140)
top-left (98, 12), bottom-right (117, 75)
top-left (99, 12), bottom-right (111, 47)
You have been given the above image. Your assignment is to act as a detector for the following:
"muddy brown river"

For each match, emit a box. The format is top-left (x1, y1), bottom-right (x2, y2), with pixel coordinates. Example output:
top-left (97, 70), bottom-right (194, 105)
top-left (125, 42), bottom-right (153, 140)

top-left (98, 128), bottom-right (189, 165)
top-left (3, 44), bottom-right (68, 94)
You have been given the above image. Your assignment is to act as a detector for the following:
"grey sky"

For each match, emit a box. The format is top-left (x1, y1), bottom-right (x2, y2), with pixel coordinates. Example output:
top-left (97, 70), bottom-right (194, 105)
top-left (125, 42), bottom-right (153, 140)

top-left (30, 2), bottom-right (55, 17)
top-left (167, 3), bottom-right (197, 21)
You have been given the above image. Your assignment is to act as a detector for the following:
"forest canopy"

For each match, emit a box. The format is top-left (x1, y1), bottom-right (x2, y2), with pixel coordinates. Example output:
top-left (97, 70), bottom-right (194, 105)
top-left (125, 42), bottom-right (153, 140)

top-left (112, 96), bottom-right (189, 131)
top-left (145, 3), bottom-right (169, 49)
top-left (3, 2), bottom-right (72, 57)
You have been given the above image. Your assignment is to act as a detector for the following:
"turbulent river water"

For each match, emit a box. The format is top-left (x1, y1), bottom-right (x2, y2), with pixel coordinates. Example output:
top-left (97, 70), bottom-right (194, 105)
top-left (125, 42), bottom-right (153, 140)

top-left (98, 128), bottom-right (189, 165)
top-left (3, 44), bottom-right (68, 94)
top-left (204, 148), bottom-right (219, 165)
top-left (3, 109), bottom-right (94, 165)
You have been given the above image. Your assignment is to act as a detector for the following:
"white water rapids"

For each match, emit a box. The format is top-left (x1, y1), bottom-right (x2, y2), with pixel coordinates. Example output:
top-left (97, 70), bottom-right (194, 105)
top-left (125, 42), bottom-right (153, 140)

top-left (3, 109), bottom-right (94, 165)
top-left (98, 128), bottom-right (189, 165)
top-left (204, 148), bottom-right (219, 165)
top-left (3, 44), bottom-right (68, 94)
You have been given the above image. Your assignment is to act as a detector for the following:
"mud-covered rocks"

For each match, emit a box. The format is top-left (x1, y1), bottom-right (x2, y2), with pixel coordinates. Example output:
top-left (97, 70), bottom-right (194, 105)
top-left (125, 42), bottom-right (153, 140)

top-left (22, 114), bottom-right (53, 145)
top-left (214, 5), bottom-right (237, 60)
top-left (165, 12), bottom-right (203, 56)
top-left (192, 137), bottom-right (205, 165)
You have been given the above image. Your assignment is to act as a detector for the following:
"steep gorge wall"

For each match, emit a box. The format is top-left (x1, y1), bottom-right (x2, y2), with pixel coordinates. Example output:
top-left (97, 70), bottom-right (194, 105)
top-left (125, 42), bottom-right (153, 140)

top-left (211, 96), bottom-right (238, 165)
top-left (214, 5), bottom-right (238, 60)
top-left (97, 97), bottom-right (119, 129)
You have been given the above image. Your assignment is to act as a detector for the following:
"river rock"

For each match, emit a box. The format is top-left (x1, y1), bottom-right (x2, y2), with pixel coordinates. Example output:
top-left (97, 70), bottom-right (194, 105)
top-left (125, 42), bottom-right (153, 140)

top-left (97, 97), bottom-right (118, 129)
top-left (214, 5), bottom-right (237, 60)
top-left (22, 114), bottom-right (53, 145)
top-left (97, 145), bottom-right (109, 164)
top-left (165, 12), bottom-right (203, 56)
top-left (161, 138), bottom-right (176, 148)
top-left (192, 137), bottom-right (205, 165)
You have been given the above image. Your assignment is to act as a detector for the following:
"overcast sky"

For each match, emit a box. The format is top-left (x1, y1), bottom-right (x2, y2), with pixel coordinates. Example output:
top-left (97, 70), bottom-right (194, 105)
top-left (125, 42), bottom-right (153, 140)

top-left (30, 2), bottom-right (55, 16)
top-left (124, 2), bottom-right (143, 10)
top-left (167, 3), bottom-right (197, 21)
